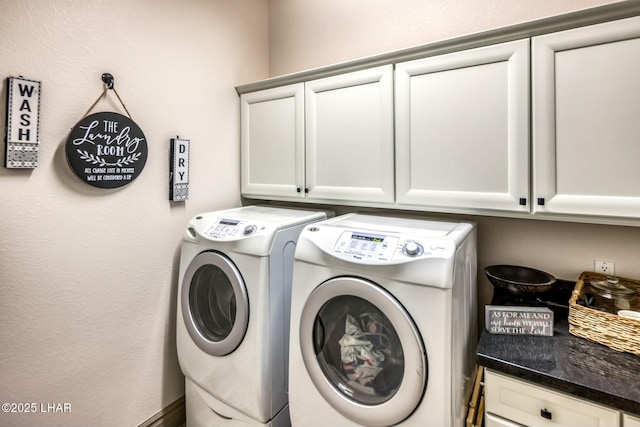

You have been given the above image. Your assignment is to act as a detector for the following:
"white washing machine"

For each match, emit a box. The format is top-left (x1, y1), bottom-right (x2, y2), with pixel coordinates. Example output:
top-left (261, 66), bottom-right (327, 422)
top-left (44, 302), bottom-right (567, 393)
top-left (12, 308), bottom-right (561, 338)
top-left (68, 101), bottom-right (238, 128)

top-left (177, 205), bottom-right (328, 427)
top-left (288, 213), bottom-right (477, 427)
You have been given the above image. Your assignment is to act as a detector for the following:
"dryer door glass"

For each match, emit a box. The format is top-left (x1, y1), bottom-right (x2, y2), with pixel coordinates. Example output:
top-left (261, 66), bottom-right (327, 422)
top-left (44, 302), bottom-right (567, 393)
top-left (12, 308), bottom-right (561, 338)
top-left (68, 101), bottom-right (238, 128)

top-left (189, 264), bottom-right (236, 341)
top-left (299, 276), bottom-right (427, 427)
top-left (182, 251), bottom-right (249, 356)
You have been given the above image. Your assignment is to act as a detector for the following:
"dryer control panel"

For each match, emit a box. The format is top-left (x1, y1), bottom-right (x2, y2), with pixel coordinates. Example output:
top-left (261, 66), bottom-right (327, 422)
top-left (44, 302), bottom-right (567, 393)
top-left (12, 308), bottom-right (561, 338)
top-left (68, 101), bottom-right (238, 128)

top-left (202, 218), bottom-right (268, 241)
top-left (333, 231), bottom-right (398, 262)
top-left (332, 230), bottom-right (453, 263)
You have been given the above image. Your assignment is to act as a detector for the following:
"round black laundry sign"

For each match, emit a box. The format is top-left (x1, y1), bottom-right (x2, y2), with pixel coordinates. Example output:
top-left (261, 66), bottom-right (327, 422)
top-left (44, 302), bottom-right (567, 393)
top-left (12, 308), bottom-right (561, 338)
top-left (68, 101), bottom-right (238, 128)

top-left (66, 112), bottom-right (148, 188)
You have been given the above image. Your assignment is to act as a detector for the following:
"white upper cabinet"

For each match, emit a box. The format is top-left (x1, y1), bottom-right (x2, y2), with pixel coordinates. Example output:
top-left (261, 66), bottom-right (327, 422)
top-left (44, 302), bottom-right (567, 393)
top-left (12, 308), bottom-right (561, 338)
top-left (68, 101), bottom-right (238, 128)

top-left (533, 16), bottom-right (640, 219)
top-left (305, 65), bottom-right (395, 203)
top-left (240, 84), bottom-right (305, 199)
top-left (240, 66), bottom-right (394, 204)
top-left (395, 39), bottom-right (530, 213)
top-left (239, 5), bottom-right (640, 225)
top-left (625, 413), bottom-right (640, 427)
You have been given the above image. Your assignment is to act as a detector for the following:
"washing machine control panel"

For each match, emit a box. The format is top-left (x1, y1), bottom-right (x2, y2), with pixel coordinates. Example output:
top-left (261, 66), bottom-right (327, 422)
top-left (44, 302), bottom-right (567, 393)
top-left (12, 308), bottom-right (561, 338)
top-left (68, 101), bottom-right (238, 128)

top-left (202, 218), bottom-right (267, 240)
top-left (332, 231), bottom-right (452, 263)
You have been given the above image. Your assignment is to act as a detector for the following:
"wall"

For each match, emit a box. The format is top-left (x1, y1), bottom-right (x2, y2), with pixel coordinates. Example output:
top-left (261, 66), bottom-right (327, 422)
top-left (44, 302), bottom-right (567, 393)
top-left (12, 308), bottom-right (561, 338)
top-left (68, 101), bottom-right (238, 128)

top-left (1, 2), bottom-right (638, 426)
top-left (268, 0), bottom-right (622, 76)
top-left (0, 1), bottom-right (268, 426)
top-left (266, 0), bottom-right (640, 306)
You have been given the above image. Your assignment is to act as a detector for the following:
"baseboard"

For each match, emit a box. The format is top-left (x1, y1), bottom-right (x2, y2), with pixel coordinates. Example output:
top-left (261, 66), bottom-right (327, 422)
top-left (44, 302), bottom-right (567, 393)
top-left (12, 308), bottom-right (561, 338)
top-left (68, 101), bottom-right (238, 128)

top-left (138, 396), bottom-right (186, 427)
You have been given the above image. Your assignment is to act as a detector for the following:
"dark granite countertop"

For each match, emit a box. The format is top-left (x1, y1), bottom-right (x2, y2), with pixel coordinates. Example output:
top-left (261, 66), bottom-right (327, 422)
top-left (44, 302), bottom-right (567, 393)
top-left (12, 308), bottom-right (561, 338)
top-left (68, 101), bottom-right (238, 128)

top-left (476, 286), bottom-right (640, 416)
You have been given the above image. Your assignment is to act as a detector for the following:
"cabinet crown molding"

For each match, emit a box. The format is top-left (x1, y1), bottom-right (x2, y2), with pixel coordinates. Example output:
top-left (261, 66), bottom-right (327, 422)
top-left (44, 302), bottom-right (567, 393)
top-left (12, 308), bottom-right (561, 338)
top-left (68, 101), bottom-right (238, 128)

top-left (236, 1), bottom-right (640, 94)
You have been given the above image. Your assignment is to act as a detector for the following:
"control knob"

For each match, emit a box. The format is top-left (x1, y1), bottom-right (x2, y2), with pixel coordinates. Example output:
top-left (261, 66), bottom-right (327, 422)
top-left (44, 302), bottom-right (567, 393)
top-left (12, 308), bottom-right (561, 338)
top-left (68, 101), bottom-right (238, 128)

top-left (403, 241), bottom-right (423, 257)
top-left (243, 224), bottom-right (257, 236)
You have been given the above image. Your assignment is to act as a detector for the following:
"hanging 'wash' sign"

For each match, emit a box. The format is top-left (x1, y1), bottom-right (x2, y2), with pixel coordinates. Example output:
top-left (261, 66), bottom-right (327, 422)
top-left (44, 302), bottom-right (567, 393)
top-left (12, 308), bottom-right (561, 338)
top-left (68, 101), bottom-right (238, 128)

top-left (66, 112), bottom-right (148, 188)
top-left (5, 76), bottom-right (41, 168)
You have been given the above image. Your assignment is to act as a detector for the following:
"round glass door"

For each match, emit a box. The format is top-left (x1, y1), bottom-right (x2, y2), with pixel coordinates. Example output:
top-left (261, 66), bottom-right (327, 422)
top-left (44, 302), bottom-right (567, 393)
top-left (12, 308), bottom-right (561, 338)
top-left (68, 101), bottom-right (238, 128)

top-left (181, 251), bottom-right (249, 356)
top-left (300, 277), bottom-right (427, 426)
top-left (313, 295), bottom-right (404, 404)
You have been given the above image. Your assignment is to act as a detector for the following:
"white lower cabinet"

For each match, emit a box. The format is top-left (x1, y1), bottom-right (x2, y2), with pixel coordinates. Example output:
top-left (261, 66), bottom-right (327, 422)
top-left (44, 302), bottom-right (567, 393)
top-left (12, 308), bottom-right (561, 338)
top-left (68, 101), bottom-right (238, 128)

top-left (486, 412), bottom-right (527, 427)
top-left (484, 370), bottom-right (620, 427)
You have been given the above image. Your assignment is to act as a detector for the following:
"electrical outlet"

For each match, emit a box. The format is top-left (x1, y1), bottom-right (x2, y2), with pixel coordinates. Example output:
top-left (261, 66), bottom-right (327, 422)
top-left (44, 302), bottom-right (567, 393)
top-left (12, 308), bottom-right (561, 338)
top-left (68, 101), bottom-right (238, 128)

top-left (594, 260), bottom-right (615, 275)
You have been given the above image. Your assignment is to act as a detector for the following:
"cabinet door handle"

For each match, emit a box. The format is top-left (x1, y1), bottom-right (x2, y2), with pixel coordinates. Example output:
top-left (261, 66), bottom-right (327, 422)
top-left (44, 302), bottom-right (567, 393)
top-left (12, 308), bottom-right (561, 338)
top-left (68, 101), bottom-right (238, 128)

top-left (296, 187), bottom-right (301, 193)
top-left (537, 198), bottom-right (545, 206)
top-left (540, 408), bottom-right (552, 420)
top-left (304, 188), bottom-right (309, 193)
top-left (519, 198), bottom-right (527, 206)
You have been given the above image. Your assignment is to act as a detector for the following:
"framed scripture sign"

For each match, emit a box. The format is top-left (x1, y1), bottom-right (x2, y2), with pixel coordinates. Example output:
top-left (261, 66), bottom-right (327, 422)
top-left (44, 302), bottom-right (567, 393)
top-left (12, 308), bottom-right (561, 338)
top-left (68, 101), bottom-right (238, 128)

top-left (5, 76), bottom-right (41, 168)
top-left (65, 112), bottom-right (148, 188)
top-left (485, 305), bottom-right (554, 336)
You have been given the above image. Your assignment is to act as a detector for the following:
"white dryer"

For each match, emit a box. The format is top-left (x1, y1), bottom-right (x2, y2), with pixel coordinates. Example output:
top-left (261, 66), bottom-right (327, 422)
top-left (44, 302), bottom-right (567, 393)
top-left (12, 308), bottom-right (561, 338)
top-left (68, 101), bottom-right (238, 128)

top-left (288, 213), bottom-right (477, 427)
top-left (177, 205), bottom-right (328, 427)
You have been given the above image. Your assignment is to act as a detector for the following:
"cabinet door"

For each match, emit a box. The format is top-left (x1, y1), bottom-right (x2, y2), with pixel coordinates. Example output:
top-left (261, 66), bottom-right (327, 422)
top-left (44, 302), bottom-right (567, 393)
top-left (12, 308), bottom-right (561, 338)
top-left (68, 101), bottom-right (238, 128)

top-left (625, 414), bottom-right (640, 427)
top-left (240, 84), bottom-right (305, 199)
top-left (305, 66), bottom-right (395, 203)
top-left (533, 16), bottom-right (640, 218)
top-left (485, 413), bottom-right (527, 427)
top-left (485, 370), bottom-right (620, 427)
top-left (395, 39), bottom-right (530, 213)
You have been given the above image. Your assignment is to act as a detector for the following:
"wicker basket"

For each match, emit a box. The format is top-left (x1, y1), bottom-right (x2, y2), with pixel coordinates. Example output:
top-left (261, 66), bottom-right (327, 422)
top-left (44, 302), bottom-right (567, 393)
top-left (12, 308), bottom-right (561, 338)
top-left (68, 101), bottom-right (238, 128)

top-left (568, 271), bottom-right (640, 356)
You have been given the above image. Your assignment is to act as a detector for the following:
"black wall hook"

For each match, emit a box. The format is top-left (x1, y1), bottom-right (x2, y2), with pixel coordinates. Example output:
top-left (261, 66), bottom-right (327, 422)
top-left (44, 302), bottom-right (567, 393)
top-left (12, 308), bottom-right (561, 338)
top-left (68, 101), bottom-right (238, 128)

top-left (101, 73), bottom-right (114, 89)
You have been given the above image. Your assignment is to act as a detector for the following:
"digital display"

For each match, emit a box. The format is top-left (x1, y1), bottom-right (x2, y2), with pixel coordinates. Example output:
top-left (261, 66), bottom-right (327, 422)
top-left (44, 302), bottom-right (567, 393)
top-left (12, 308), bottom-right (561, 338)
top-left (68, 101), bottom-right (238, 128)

top-left (332, 230), bottom-right (399, 263)
top-left (219, 219), bottom-right (239, 226)
top-left (351, 232), bottom-right (385, 243)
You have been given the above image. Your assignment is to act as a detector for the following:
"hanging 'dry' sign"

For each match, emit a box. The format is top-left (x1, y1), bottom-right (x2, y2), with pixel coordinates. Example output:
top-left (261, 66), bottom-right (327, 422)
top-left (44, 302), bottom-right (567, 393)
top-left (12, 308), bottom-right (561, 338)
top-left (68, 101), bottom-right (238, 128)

top-left (66, 111), bottom-right (148, 188)
top-left (169, 137), bottom-right (190, 202)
